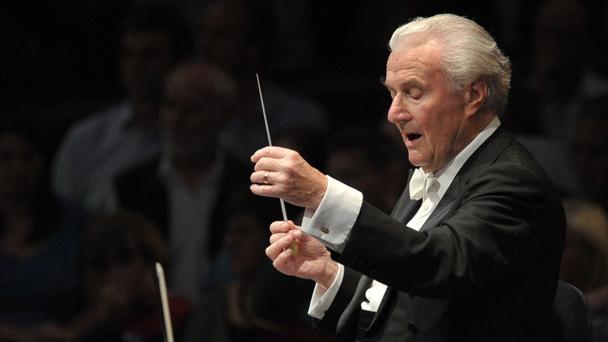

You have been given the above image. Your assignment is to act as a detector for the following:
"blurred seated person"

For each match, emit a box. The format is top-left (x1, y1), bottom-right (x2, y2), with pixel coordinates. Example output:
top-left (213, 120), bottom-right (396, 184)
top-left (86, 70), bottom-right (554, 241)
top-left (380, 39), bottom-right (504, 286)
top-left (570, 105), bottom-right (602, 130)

top-left (0, 117), bottom-right (86, 341)
top-left (110, 62), bottom-right (250, 306)
top-left (51, 2), bottom-right (193, 212)
top-left (559, 198), bottom-right (608, 342)
top-left (197, 0), bottom-right (328, 163)
top-left (572, 94), bottom-right (608, 210)
top-left (32, 211), bottom-right (191, 341)
top-left (185, 192), bottom-right (333, 342)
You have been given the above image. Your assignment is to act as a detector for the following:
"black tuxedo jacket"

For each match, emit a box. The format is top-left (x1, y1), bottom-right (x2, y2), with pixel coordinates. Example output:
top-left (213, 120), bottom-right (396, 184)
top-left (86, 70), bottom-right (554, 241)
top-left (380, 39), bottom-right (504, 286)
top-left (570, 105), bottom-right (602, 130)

top-left (318, 128), bottom-right (566, 342)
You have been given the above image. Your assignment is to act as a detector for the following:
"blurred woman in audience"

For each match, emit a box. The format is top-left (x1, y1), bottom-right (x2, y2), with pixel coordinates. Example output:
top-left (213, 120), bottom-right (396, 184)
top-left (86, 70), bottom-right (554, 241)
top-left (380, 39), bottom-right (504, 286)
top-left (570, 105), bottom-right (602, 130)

top-left (35, 211), bottom-right (192, 341)
top-left (0, 117), bottom-right (86, 341)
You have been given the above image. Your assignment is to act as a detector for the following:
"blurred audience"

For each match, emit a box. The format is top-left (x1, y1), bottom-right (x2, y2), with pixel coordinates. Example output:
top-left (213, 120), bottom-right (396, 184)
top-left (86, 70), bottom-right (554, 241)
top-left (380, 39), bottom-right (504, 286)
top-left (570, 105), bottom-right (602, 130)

top-left (572, 94), bottom-right (608, 210)
top-left (110, 62), bottom-right (250, 306)
top-left (503, 1), bottom-right (608, 195)
top-left (507, 0), bottom-right (608, 139)
top-left (560, 198), bottom-right (608, 342)
top-left (513, 134), bottom-right (579, 195)
top-left (0, 117), bottom-right (86, 341)
top-left (30, 211), bottom-right (191, 341)
top-left (196, 0), bottom-right (328, 163)
top-left (185, 192), bottom-right (331, 342)
top-left (51, 2), bottom-right (193, 213)
top-left (325, 127), bottom-right (408, 213)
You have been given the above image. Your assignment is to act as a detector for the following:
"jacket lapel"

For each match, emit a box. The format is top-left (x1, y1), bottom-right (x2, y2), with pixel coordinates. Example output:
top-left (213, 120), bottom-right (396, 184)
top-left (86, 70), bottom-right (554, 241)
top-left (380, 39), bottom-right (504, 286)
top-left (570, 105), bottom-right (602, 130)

top-left (391, 169), bottom-right (422, 223)
top-left (419, 185), bottom-right (459, 232)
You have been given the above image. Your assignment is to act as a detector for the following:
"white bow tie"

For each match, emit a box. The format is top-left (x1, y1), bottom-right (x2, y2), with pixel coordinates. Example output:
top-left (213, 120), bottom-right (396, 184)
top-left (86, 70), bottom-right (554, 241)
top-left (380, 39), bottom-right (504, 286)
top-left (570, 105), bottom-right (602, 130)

top-left (409, 168), bottom-right (439, 201)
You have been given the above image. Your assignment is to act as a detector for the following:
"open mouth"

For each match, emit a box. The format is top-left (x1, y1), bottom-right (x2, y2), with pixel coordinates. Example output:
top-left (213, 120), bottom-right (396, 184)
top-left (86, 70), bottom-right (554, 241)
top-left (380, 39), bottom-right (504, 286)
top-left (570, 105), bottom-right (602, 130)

top-left (406, 133), bottom-right (422, 141)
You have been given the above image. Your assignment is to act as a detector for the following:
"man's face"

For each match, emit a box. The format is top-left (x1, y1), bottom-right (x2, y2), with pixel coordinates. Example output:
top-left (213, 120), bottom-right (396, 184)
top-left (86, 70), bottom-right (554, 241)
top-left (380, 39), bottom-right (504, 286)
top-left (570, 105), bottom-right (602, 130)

top-left (120, 31), bottom-right (174, 99)
top-left (384, 42), bottom-right (469, 173)
top-left (161, 70), bottom-right (227, 159)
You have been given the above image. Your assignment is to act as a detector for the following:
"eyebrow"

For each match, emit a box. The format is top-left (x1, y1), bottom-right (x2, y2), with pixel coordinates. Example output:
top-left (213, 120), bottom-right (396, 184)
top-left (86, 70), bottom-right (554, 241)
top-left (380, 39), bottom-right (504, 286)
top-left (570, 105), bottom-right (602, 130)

top-left (382, 77), bottom-right (425, 92)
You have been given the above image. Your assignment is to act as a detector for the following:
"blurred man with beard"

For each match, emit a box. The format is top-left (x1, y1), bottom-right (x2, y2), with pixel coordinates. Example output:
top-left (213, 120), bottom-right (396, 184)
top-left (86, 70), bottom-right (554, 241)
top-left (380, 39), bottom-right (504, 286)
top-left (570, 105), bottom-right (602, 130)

top-left (111, 63), bottom-right (250, 306)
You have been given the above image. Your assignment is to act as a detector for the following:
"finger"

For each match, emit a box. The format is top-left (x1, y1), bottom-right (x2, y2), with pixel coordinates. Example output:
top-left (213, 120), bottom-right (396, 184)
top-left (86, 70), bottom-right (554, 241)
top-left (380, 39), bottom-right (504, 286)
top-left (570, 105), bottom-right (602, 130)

top-left (270, 220), bottom-right (290, 234)
top-left (253, 157), bottom-right (285, 172)
top-left (250, 170), bottom-right (272, 185)
top-left (272, 247), bottom-right (294, 270)
top-left (284, 221), bottom-right (303, 235)
top-left (251, 146), bottom-right (297, 163)
top-left (250, 181), bottom-right (289, 199)
top-left (269, 233), bottom-right (285, 245)
top-left (265, 234), bottom-right (294, 260)
top-left (289, 229), bottom-right (303, 240)
top-left (250, 183), bottom-right (280, 198)
top-left (287, 220), bottom-right (299, 230)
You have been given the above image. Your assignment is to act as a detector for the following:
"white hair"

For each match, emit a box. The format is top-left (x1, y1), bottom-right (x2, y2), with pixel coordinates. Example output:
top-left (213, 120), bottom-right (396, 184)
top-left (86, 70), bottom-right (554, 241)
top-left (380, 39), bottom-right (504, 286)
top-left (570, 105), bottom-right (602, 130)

top-left (389, 14), bottom-right (511, 114)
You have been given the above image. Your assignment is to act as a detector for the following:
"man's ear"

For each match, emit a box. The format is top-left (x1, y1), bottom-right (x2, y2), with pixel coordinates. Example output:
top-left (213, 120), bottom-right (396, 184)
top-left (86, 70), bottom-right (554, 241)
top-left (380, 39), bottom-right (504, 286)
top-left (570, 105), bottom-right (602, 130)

top-left (464, 79), bottom-right (488, 117)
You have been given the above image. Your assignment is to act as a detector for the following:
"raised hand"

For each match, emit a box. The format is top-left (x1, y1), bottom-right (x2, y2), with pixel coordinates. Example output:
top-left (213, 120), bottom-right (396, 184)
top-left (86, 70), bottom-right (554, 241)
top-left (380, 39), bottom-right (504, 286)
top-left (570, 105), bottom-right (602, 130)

top-left (265, 220), bottom-right (339, 289)
top-left (250, 146), bottom-right (328, 210)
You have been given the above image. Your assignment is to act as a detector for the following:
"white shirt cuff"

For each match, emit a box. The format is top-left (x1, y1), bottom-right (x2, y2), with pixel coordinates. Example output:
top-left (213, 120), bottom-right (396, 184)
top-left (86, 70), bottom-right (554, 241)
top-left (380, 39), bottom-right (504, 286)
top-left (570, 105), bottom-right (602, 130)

top-left (308, 263), bottom-right (345, 319)
top-left (301, 176), bottom-right (363, 253)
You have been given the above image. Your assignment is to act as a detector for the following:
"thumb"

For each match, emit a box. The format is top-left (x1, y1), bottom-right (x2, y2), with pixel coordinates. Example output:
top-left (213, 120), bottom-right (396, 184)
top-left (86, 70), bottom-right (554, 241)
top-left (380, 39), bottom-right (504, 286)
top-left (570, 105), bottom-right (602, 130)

top-left (287, 220), bottom-right (298, 230)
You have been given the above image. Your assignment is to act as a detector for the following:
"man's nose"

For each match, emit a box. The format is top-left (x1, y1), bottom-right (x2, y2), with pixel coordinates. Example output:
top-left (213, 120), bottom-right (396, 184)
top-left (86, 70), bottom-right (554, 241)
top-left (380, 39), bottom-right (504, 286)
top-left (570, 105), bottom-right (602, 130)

top-left (387, 95), bottom-right (411, 123)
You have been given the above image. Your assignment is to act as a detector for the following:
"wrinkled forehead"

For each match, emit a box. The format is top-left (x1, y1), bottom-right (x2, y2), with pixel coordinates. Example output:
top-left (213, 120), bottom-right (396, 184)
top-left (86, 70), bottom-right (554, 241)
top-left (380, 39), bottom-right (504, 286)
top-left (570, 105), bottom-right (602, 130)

top-left (386, 40), bottom-right (444, 74)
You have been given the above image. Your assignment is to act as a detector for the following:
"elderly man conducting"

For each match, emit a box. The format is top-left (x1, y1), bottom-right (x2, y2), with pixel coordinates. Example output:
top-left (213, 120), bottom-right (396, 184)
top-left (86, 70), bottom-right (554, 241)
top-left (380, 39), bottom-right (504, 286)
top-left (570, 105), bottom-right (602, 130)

top-left (250, 14), bottom-right (565, 342)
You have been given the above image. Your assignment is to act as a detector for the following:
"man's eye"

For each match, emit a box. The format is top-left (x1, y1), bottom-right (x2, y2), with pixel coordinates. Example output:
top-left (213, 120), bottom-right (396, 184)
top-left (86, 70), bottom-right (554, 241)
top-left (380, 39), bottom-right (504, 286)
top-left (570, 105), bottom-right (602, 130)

top-left (408, 89), bottom-right (423, 99)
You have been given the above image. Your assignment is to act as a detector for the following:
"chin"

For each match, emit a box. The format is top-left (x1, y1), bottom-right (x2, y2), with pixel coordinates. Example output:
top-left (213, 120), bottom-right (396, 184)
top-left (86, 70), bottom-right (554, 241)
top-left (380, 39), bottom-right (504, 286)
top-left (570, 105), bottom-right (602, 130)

top-left (407, 155), bottom-right (426, 168)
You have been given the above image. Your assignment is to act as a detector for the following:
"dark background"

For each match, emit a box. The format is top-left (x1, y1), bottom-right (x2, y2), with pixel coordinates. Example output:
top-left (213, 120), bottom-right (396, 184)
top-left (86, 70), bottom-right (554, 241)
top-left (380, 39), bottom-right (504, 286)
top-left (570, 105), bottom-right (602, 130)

top-left (2, 0), bottom-right (608, 155)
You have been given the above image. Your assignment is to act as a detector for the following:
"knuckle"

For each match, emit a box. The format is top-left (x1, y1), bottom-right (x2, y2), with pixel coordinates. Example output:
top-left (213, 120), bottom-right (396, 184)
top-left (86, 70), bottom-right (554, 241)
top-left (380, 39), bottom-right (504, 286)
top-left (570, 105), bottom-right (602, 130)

top-left (274, 183), bottom-right (285, 194)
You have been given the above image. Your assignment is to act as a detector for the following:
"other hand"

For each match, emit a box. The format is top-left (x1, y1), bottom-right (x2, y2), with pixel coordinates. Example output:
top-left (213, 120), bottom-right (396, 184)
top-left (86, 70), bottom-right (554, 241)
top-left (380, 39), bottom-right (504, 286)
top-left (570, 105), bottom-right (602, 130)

top-left (265, 220), bottom-right (338, 289)
top-left (250, 146), bottom-right (327, 209)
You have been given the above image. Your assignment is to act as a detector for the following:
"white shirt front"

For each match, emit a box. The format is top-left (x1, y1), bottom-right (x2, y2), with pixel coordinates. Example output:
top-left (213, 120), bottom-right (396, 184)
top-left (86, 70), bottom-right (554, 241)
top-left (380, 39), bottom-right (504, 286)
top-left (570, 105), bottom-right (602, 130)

top-left (304, 116), bottom-right (501, 319)
top-left (161, 154), bottom-right (223, 305)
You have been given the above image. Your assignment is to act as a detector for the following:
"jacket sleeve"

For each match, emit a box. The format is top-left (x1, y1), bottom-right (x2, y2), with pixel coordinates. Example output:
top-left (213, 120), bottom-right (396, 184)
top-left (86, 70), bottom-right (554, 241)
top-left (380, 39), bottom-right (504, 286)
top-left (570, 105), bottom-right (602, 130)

top-left (337, 159), bottom-right (565, 300)
top-left (315, 266), bottom-right (362, 332)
